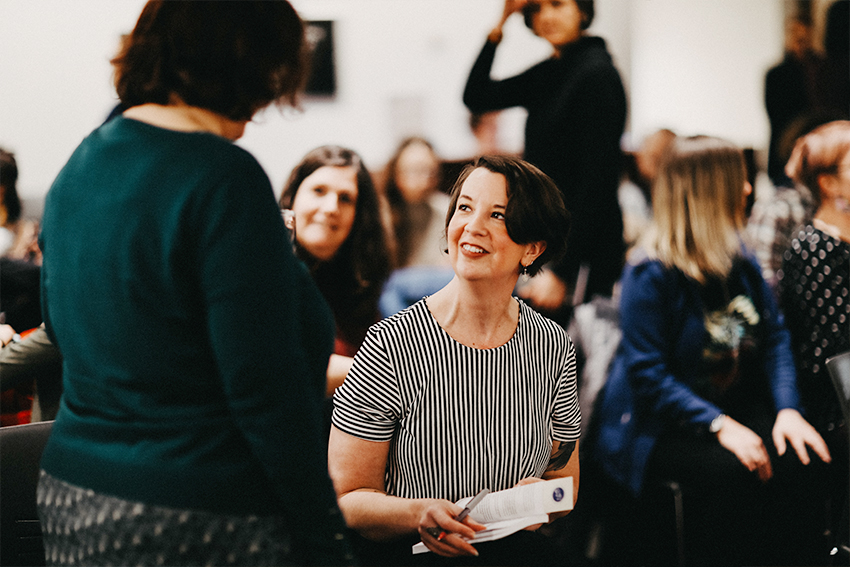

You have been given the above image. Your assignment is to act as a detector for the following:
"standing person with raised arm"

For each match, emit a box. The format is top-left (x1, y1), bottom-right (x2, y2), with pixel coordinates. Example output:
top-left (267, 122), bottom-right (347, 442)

top-left (464, 0), bottom-right (627, 315)
top-left (36, 2), bottom-right (354, 565)
top-left (329, 155), bottom-right (580, 566)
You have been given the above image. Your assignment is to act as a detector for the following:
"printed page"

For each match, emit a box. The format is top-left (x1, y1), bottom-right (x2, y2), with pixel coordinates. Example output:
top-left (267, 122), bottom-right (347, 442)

top-left (412, 514), bottom-right (548, 555)
top-left (411, 477), bottom-right (573, 554)
top-left (464, 476), bottom-right (573, 523)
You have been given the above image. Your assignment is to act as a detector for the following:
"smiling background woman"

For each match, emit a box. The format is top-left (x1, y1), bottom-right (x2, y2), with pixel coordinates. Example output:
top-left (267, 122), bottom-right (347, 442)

top-left (329, 155), bottom-right (579, 566)
top-left (464, 0), bottom-right (627, 315)
top-left (280, 145), bottom-right (394, 395)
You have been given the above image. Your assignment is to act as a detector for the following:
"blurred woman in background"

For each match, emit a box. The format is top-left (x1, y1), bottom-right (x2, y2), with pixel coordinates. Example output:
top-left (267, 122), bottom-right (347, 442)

top-left (779, 120), bottom-right (850, 556)
top-left (378, 137), bottom-right (455, 317)
top-left (594, 136), bottom-right (830, 566)
top-left (280, 144), bottom-right (394, 394)
top-left (464, 0), bottom-right (627, 313)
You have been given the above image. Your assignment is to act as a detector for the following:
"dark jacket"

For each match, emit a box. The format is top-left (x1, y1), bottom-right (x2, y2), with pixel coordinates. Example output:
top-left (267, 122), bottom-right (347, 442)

top-left (464, 36), bottom-right (627, 299)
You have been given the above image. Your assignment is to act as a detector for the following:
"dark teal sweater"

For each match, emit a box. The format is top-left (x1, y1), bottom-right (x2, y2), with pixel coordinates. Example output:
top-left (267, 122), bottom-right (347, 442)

top-left (39, 117), bottom-right (350, 562)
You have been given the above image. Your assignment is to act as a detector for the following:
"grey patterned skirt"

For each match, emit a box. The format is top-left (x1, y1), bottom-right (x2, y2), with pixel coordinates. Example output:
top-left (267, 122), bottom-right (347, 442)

top-left (37, 471), bottom-right (299, 566)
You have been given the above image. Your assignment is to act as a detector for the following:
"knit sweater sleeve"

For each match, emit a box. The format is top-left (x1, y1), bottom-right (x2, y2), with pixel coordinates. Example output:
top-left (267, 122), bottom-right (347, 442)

top-left (191, 152), bottom-right (353, 564)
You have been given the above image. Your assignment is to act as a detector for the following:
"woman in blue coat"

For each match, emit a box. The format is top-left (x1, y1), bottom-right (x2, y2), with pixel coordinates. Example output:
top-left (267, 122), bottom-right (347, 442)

top-left (594, 136), bottom-right (830, 566)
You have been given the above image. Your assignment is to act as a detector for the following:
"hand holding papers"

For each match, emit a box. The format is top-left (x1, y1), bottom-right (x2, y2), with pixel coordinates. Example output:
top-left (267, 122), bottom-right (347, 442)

top-left (413, 476), bottom-right (574, 554)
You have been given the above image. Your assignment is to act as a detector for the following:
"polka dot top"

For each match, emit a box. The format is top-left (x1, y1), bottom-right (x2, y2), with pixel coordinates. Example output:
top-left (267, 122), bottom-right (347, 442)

top-left (778, 225), bottom-right (850, 430)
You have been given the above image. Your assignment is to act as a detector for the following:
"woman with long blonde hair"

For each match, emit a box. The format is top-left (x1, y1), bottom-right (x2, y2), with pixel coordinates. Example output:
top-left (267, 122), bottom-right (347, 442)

top-left (594, 136), bottom-right (831, 566)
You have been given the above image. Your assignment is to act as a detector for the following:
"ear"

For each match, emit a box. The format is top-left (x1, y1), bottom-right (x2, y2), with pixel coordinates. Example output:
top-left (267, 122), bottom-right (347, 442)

top-left (522, 241), bottom-right (547, 267)
top-left (817, 172), bottom-right (838, 199)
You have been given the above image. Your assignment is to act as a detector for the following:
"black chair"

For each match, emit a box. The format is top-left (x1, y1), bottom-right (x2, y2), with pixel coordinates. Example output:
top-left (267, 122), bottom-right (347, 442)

top-left (826, 351), bottom-right (850, 563)
top-left (0, 420), bottom-right (53, 567)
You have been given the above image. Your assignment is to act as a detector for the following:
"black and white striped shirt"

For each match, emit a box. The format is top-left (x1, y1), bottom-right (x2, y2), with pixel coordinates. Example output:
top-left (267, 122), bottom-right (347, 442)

top-left (332, 298), bottom-right (580, 502)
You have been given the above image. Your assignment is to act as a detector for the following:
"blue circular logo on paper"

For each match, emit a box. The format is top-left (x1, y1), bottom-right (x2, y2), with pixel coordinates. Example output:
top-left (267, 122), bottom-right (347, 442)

top-left (553, 488), bottom-right (564, 502)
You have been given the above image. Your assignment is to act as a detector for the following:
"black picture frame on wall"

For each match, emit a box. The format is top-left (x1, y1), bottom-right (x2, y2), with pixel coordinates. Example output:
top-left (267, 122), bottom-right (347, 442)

top-left (304, 20), bottom-right (336, 98)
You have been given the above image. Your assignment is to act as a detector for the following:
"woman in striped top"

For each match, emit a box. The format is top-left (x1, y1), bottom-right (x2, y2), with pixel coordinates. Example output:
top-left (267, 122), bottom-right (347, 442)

top-left (329, 155), bottom-right (579, 565)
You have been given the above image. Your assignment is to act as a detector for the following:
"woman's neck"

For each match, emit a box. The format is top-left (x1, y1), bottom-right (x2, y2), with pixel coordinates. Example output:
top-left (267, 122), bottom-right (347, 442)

top-left (814, 201), bottom-right (850, 244)
top-left (426, 277), bottom-right (519, 350)
top-left (123, 102), bottom-right (247, 141)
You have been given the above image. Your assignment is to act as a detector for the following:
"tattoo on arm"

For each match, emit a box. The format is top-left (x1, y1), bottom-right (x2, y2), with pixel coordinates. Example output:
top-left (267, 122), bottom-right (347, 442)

top-left (548, 440), bottom-right (576, 471)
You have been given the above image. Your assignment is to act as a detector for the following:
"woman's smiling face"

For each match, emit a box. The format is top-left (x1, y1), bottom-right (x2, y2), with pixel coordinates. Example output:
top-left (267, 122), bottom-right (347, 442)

top-left (447, 167), bottom-right (541, 284)
top-left (291, 165), bottom-right (358, 261)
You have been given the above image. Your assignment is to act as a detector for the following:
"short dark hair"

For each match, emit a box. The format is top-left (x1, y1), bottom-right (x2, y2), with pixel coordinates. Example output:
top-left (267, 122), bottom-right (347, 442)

top-left (112, 0), bottom-right (308, 121)
top-left (523, 0), bottom-right (595, 31)
top-left (0, 148), bottom-right (21, 224)
top-left (444, 155), bottom-right (570, 276)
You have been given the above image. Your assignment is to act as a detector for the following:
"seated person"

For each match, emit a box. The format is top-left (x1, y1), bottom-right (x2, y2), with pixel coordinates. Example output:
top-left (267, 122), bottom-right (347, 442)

top-left (1, 324), bottom-right (63, 422)
top-left (594, 135), bottom-right (830, 567)
top-left (279, 145), bottom-right (394, 394)
top-left (778, 120), bottom-right (850, 554)
top-left (329, 155), bottom-right (580, 566)
top-left (379, 137), bottom-right (454, 317)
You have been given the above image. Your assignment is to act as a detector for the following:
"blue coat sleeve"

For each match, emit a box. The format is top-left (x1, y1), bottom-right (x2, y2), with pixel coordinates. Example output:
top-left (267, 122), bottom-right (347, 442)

top-left (742, 256), bottom-right (801, 412)
top-left (191, 152), bottom-right (352, 564)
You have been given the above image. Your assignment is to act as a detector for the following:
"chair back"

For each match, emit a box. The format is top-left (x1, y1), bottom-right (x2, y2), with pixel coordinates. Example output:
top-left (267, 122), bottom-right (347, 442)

top-left (827, 351), bottom-right (850, 424)
top-left (0, 420), bottom-right (53, 567)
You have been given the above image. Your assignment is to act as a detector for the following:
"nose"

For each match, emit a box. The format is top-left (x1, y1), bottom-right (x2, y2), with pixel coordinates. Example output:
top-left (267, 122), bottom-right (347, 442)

top-left (464, 209), bottom-right (488, 235)
top-left (538, 2), bottom-right (555, 21)
top-left (320, 193), bottom-right (340, 215)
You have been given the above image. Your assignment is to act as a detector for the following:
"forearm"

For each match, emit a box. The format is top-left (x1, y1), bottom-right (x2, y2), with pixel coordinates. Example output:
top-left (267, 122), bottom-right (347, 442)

top-left (338, 490), bottom-right (430, 541)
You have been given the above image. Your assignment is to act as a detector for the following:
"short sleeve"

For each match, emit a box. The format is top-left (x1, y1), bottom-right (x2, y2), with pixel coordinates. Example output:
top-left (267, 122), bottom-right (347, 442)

top-left (331, 326), bottom-right (402, 442)
top-left (552, 337), bottom-right (581, 442)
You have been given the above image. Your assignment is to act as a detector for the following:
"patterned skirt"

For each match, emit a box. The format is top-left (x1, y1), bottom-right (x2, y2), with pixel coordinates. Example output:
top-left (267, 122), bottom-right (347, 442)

top-left (37, 471), bottom-right (299, 566)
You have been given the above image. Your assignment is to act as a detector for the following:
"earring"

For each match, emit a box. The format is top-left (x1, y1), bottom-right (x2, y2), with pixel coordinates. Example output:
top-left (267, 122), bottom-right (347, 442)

top-left (520, 263), bottom-right (530, 284)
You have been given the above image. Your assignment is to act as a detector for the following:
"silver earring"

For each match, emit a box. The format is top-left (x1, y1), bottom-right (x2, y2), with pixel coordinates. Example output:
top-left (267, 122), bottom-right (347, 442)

top-left (520, 264), bottom-right (530, 283)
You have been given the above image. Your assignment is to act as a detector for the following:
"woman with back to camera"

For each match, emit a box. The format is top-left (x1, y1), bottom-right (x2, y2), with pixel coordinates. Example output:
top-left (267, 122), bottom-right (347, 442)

top-left (36, 2), bottom-right (354, 565)
top-left (280, 145), bottom-right (394, 394)
top-left (329, 155), bottom-right (581, 566)
top-left (594, 136), bottom-right (831, 566)
top-left (464, 0), bottom-right (626, 313)
top-left (778, 120), bottom-right (850, 555)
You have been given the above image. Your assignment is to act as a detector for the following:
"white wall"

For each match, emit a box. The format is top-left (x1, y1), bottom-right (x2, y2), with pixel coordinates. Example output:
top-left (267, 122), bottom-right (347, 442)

top-left (627, 0), bottom-right (783, 148)
top-left (0, 0), bottom-right (786, 207)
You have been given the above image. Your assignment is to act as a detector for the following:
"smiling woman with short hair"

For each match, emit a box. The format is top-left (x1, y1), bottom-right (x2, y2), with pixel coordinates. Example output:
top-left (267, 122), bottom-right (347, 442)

top-left (328, 155), bottom-right (579, 566)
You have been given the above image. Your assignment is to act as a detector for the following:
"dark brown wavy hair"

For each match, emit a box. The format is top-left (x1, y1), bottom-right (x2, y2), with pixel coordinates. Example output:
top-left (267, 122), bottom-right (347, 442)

top-left (280, 146), bottom-right (394, 348)
top-left (111, 0), bottom-right (308, 121)
top-left (382, 137), bottom-right (442, 266)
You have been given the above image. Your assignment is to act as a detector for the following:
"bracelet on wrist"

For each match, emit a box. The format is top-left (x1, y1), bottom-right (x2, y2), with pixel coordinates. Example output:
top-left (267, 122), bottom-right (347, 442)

top-left (709, 413), bottom-right (726, 434)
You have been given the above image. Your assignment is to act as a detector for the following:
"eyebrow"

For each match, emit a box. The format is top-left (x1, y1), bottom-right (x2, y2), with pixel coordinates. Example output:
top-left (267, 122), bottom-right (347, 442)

top-left (458, 194), bottom-right (506, 209)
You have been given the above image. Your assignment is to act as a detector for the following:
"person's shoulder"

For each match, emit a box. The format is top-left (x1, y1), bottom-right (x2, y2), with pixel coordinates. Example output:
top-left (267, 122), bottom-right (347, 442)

top-left (517, 300), bottom-right (571, 344)
top-left (620, 254), bottom-right (677, 296)
top-left (115, 116), bottom-right (262, 172)
top-left (574, 36), bottom-right (618, 69)
top-left (366, 299), bottom-right (432, 341)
